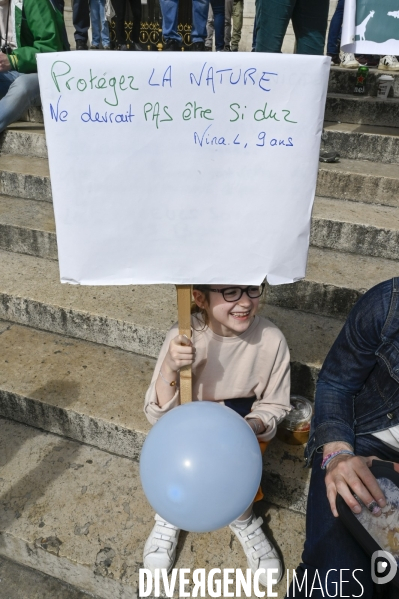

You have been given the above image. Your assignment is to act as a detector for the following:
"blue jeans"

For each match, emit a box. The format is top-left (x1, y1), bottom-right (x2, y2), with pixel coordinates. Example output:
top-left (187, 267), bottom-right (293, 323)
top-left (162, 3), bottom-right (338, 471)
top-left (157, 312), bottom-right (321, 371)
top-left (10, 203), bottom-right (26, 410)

top-left (0, 72), bottom-right (40, 133)
top-left (90, 0), bottom-right (110, 46)
top-left (327, 0), bottom-right (344, 55)
top-left (255, 0), bottom-right (329, 54)
top-left (160, 0), bottom-right (209, 42)
top-left (287, 434), bottom-right (398, 599)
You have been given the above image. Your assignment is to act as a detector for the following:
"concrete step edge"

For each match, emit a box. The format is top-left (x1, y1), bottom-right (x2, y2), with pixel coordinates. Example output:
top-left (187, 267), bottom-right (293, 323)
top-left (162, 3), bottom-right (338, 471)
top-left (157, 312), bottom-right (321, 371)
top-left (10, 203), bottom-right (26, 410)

top-left (2, 194), bottom-right (399, 264)
top-left (0, 418), bottom-right (306, 599)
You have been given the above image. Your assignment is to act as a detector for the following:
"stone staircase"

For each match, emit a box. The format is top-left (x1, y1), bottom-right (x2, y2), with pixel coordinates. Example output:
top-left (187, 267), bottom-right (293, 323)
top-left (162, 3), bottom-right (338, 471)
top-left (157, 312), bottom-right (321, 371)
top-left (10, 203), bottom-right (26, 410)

top-left (0, 66), bottom-right (398, 597)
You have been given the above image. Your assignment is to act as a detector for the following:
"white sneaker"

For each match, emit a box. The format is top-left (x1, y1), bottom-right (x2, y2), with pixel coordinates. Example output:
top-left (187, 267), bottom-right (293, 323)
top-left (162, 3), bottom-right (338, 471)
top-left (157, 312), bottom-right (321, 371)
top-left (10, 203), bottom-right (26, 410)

top-left (340, 52), bottom-right (360, 69)
top-left (229, 514), bottom-right (283, 586)
top-left (143, 514), bottom-right (180, 574)
top-left (378, 55), bottom-right (399, 71)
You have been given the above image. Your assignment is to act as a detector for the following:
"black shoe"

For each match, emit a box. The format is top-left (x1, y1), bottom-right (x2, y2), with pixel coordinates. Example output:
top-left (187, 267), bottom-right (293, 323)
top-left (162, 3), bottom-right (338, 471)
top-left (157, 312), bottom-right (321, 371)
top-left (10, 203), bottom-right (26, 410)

top-left (327, 52), bottom-right (340, 65)
top-left (131, 42), bottom-right (143, 51)
top-left (163, 39), bottom-right (182, 51)
top-left (356, 54), bottom-right (379, 67)
top-left (319, 151), bottom-right (340, 163)
top-left (204, 45), bottom-right (212, 52)
top-left (191, 41), bottom-right (205, 51)
top-left (117, 44), bottom-right (129, 51)
top-left (90, 44), bottom-right (100, 49)
top-left (76, 40), bottom-right (88, 50)
top-left (224, 45), bottom-right (231, 51)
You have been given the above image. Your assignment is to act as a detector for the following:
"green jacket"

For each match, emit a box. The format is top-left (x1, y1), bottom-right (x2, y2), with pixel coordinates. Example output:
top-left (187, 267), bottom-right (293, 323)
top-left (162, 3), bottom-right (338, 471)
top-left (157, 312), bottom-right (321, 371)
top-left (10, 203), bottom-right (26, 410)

top-left (8, 0), bottom-right (68, 73)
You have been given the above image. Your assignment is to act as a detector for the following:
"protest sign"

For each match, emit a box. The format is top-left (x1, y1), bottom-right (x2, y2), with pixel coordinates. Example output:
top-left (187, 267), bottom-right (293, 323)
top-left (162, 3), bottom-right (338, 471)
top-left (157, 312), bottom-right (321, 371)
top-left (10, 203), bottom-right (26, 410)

top-left (342, 0), bottom-right (399, 55)
top-left (37, 52), bottom-right (329, 286)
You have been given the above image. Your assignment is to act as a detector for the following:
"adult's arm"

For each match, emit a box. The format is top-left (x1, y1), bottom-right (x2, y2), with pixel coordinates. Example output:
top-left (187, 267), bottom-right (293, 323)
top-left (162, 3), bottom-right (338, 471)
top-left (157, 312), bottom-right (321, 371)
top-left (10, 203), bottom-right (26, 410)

top-left (307, 278), bottom-right (393, 462)
top-left (307, 279), bottom-right (394, 515)
top-left (8, 0), bottom-right (65, 73)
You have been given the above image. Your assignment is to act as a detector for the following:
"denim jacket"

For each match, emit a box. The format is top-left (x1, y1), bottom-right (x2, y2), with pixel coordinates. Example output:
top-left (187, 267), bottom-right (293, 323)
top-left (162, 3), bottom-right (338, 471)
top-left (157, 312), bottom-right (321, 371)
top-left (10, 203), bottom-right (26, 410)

top-left (305, 277), bottom-right (399, 466)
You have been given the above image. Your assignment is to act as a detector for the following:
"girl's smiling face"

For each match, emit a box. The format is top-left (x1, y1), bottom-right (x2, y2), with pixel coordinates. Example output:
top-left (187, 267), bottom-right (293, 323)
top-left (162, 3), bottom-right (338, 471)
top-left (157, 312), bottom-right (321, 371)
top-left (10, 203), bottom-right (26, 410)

top-left (192, 286), bottom-right (261, 337)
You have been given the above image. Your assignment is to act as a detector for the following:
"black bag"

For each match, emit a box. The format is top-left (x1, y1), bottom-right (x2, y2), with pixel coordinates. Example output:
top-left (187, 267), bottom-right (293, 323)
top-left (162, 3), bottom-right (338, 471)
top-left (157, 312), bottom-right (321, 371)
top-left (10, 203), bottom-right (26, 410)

top-left (337, 460), bottom-right (399, 589)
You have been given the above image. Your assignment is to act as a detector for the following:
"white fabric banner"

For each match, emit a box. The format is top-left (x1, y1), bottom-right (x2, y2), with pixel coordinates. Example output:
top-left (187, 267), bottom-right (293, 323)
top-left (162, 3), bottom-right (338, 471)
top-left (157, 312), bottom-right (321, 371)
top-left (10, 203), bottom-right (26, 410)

top-left (342, 0), bottom-right (399, 55)
top-left (37, 52), bottom-right (329, 286)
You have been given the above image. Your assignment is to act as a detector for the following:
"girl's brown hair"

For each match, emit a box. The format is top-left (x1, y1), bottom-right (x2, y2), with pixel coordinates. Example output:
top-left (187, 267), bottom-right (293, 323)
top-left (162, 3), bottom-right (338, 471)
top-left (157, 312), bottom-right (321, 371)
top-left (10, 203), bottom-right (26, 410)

top-left (191, 285), bottom-right (210, 327)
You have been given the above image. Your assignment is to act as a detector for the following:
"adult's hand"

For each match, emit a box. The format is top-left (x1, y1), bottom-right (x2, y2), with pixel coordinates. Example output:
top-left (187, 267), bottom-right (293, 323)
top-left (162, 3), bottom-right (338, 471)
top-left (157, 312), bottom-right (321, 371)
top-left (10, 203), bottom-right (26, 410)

top-left (0, 53), bottom-right (11, 72)
top-left (323, 442), bottom-right (386, 517)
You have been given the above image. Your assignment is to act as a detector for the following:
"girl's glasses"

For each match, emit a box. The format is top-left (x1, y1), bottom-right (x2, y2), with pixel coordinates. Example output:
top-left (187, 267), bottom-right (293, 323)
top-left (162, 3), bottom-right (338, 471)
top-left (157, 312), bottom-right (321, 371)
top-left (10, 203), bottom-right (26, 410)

top-left (208, 284), bottom-right (265, 302)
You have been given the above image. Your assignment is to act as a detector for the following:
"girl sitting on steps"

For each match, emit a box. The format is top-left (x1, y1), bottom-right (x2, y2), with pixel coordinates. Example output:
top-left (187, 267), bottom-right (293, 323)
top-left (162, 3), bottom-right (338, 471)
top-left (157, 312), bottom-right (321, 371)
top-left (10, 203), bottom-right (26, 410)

top-left (143, 283), bottom-right (291, 585)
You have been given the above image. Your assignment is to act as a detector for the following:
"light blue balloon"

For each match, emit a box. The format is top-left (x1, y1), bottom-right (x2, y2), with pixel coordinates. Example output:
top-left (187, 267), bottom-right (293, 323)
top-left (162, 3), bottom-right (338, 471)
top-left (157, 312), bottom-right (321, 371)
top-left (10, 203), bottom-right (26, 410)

top-left (140, 401), bottom-right (263, 532)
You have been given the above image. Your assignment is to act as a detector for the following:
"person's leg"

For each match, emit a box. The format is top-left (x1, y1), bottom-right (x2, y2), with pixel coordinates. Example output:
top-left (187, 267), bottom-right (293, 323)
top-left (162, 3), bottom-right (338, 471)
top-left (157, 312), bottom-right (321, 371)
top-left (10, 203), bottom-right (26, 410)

top-left (0, 73), bottom-right (40, 133)
top-left (89, 0), bottom-right (101, 46)
top-left (206, 5), bottom-right (214, 50)
top-left (255, 0), bottom-right (294, 53)
top-left (252, 15), bottom-right (257, 50)
top-left (159, 0), bottom-right (181, 41)
top-left (128, 0), bottom-right (142, 43)
top-left (113, 0), bottom-right (127, 45)
top-left (327, 0), bottom-right (345, 56)
top-left (224, 0), bottom-right (233, 47)
top-left (99, 0), bottom-right (111, 46)
top-left (291, 0), bottom-right (329, 56)
top-left (230, 0), bottom-right (243, 51)
top-left (191, 0), bottom-right (210, 43)
top-left (210, 0), bottom-right (225, 50)
top-left (287, 435), bottom-right (399, 599)
top-left (73, 0), bottom-right (90, 42)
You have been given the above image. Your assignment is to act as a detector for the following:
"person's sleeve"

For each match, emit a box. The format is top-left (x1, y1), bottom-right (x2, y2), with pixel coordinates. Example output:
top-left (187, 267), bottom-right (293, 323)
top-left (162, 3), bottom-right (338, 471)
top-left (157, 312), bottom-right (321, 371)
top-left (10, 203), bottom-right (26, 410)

top-left (144, 324), bottom-right (181, 425)
top-left (9, 0), bottom-right (64, 73)
top-left (306, 279), bottom-right (392, 463)
top-left (245, 331), bottom-right (291, 442)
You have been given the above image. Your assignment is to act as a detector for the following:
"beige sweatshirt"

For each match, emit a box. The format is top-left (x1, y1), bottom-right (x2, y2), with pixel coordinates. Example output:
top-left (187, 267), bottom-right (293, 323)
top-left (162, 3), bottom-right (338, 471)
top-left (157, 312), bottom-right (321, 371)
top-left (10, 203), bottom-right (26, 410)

top-left (144, 314), bottom-right (291, 442)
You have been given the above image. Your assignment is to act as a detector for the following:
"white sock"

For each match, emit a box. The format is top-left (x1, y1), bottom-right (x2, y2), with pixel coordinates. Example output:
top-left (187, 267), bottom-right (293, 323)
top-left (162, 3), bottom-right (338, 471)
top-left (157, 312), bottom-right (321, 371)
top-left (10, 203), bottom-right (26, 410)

top-left (232, 513), bottom-right (253, 529)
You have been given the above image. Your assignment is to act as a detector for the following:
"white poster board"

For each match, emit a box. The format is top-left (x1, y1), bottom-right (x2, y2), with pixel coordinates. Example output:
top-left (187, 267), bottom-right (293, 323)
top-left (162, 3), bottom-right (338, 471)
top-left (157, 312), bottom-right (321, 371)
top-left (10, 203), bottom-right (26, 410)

top-left (37, 52), bottom-right (329, 286)
top-left (342, 0), bottom-right (399, 55)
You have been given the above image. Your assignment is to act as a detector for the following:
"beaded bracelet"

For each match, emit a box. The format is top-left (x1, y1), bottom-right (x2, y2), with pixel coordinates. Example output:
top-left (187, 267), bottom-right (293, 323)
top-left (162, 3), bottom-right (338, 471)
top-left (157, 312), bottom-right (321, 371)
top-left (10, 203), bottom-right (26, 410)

top-left (158, 369), bottom-right (177, 387)
top-left (321, 449), bottom-right (355, 470)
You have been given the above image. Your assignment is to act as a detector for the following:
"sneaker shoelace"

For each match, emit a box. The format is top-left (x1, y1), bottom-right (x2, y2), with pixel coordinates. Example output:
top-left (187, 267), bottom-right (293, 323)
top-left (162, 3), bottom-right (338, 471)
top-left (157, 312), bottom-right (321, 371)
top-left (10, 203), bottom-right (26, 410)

top-left (239, 516), bottom-right (274, 561)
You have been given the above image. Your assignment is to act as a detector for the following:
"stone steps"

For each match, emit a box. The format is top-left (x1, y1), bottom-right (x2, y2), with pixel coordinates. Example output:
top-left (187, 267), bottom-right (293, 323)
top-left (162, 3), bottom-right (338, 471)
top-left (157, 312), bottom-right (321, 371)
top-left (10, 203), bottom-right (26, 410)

top-left (0, 418), bottom-right (305, 599)
top-left (0, 319), bottom-right (310, 511)
top-left (0, 154), bottom-right (51, 202)
top-left (325, 93), bottom-right (399, 128)
top-left (312, 197), bottom-right (399, 260)
top-left (316, 158), bottom-right (399, 207)
top-left (328, 66), bottom-right (399, 98)
top-left (322, 121), bottom-right (399, 164)
top-left (2, 193), bottom-right (398, 265)
top-left (0, 554), bottom-right (97, 599)
top-left (0, 72), bottom-right (396, 596)
top-left (0, 196), bottom-right (56, 260)
top-left (0, 250), bottom-right (344, 398)
top-left (4, 153), bottom-right (399, 209)
top-left (18, 106), bottom-right (44, 124)
top-left (1, 197), bottom-right (397, 320)
top-left (0, 123), bottom-right (47, 158)
top-left (265, 247), bottom-right (398, 319)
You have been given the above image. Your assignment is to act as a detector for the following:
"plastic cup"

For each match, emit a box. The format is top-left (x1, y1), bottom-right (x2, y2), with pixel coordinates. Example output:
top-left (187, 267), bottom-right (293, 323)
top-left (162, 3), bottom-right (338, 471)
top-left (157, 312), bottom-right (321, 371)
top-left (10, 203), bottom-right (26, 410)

top-left (377, 75), bottom-right (394, 100)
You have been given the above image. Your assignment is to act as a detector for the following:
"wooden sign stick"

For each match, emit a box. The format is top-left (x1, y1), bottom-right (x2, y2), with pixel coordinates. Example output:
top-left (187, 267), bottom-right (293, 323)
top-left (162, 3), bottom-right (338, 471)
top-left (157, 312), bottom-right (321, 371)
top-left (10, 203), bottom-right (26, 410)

top-left (176, 285), bottom-right (192, 404)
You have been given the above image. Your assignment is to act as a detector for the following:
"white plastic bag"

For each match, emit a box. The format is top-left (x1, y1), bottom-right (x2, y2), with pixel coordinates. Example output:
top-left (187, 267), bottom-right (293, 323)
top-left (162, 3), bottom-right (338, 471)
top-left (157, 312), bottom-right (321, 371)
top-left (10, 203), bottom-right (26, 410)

top-left (105, 0), bottom-right (115, 22)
